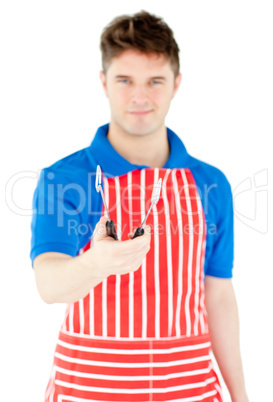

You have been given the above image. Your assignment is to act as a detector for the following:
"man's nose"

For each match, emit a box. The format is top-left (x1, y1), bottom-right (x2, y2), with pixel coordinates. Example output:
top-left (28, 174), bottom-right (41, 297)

top-left (130, 85), bottom-right (149, 104)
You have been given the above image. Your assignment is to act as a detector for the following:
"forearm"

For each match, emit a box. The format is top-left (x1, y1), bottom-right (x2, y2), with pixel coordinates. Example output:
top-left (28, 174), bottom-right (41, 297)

top-left (205, 277), bottom-right (248, 402)
top-left (33, 251), bottom-right (107, 304)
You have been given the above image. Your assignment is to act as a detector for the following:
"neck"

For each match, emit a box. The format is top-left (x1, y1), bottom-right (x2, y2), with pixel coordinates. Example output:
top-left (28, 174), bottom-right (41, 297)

top-left (107, 120), bottom-right (170, 168)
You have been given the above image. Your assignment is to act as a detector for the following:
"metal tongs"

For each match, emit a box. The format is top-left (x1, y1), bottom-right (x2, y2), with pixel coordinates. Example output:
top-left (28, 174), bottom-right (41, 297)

top-left (96, 165), bottom-right (118, 240)
top-left (132, 177), bottom-right (162, 238)
top-left (95, 165), bottom-right (162, 240)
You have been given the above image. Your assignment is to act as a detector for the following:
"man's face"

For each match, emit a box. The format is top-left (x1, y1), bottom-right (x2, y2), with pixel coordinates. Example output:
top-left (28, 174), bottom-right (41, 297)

top-left (100, 49), bottom-right (182, 137)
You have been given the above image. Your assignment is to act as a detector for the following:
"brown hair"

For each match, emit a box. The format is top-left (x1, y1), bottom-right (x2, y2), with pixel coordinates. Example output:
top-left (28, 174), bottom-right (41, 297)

top-left (100, 10), bottom-right (180, 77)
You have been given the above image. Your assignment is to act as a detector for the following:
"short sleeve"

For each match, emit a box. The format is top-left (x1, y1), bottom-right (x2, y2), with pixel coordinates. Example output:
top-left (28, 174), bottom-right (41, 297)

top-left (30, 168), bottom-right (82, 266)
top-left (204, 172), bottom-right (234, 278)
top-left (191, 161), bottom-right (234, 279)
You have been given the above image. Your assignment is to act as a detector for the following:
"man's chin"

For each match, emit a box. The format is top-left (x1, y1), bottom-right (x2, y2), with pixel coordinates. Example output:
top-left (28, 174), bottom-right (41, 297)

top-left (123, 123), bottom-right (157, 137)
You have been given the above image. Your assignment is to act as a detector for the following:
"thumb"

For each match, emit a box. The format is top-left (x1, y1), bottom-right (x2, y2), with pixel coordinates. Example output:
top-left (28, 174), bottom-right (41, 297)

top-left (93, 215), bottom-right (109, 243)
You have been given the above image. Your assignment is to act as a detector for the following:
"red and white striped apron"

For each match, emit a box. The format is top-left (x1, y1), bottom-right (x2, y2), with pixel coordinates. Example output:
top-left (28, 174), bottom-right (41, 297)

top-left (45, 168), bottom-right (223, 402)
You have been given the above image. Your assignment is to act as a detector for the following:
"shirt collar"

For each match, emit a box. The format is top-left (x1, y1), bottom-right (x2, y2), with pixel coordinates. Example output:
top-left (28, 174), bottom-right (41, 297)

top-left (89, 123), bottom-right (194, 177)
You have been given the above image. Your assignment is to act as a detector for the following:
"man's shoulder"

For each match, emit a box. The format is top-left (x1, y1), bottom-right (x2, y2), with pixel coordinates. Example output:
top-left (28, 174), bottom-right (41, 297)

top-left (188, 154), bottom-right (231, 188)
top-left (43, 145), bottom-right (97, 181)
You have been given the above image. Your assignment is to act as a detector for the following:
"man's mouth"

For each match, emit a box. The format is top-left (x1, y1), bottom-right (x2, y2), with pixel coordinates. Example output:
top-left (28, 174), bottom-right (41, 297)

top-left (128, 110), bottom-right (153, 116)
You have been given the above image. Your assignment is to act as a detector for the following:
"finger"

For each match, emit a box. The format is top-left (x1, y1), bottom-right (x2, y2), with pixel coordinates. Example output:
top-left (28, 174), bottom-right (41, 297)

top-left (93, 216), bottom-right (109, 242)
top-left (128, 225), bottom-right (150, 240)
top-left (120, 229), bottom-right (150, 255)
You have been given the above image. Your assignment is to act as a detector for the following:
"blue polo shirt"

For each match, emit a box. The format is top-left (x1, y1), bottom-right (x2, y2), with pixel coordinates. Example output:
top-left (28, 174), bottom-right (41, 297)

top-left (30, 123), bottom-right (234, 278)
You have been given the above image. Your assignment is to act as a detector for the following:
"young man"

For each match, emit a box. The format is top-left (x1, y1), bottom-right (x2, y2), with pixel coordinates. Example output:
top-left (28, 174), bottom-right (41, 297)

top-left (31, 10), bottom-right (249, 402)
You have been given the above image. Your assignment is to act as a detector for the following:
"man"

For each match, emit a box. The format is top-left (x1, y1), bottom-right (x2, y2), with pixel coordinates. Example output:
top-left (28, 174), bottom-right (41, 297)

top-left (31, 10), bottom-right (249, 402)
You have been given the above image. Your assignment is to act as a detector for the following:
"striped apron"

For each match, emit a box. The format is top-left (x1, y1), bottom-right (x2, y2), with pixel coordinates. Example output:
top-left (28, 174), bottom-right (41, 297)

top-left (45, 168), bottom-right (223, 402)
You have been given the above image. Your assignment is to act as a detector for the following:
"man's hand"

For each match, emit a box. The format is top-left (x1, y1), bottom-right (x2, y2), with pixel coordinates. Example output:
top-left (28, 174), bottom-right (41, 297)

top-left (80, 215), bottom-right (151, 278)
top-left (33, 216), bottom-right (151, 304)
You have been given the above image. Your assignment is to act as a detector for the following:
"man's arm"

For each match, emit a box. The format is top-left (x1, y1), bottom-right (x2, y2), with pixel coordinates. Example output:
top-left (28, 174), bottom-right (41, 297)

top-left (33, 216), bottom-right (151, 304)
top-left (204, 276), bottom-right (249, 402)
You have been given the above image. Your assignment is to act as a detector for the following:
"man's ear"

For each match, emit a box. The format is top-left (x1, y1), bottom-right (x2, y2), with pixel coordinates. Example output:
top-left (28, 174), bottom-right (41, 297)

top-left (171, 72), bottom-right (182, 99)
top-left (99, 70), bottom-right (108, 97)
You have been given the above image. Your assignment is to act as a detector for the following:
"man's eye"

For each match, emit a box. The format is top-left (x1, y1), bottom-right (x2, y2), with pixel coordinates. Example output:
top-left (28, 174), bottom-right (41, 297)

top-left (119, 79), bottom-right (130, 84)
top-left (151, 80), bottom-right (162, 85)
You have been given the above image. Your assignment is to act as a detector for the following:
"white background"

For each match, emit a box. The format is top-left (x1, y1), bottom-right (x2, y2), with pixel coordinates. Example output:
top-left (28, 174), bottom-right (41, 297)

top-left (1, 1), bottom-right (272, 401)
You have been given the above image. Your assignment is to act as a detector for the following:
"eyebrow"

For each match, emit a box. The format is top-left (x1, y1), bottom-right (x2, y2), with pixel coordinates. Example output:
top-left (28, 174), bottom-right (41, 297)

top-left (114, 75), bottom-right (166, 80)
